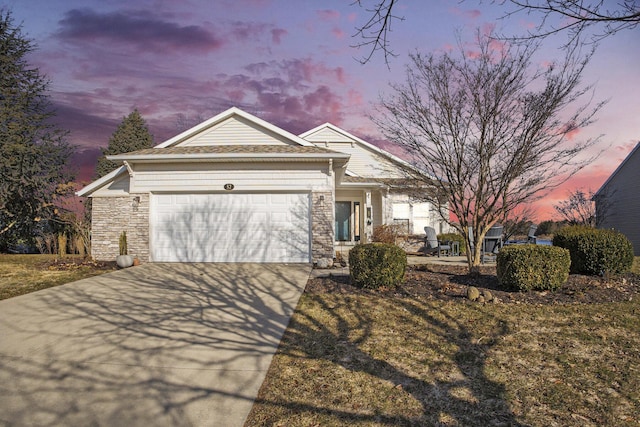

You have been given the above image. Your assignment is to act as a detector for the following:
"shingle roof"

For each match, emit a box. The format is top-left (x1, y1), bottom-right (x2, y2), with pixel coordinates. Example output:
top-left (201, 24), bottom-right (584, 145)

top-left (120, 145), bottom-right (341, 156)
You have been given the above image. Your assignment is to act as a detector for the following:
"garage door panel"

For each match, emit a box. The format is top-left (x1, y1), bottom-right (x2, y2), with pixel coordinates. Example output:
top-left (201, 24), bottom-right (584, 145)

top-left (151, 193), bottom-right (310, 263)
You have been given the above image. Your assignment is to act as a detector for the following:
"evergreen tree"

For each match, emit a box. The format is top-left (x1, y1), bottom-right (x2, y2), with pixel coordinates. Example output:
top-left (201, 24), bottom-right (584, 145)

top-left (0, 10), bottom-right (74, 251)
top-left (95, 109), bottom-right (154, 178)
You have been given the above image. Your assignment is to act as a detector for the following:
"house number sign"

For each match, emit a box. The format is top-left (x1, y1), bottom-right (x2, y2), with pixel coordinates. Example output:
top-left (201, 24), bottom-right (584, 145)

top-left (224, 183), bottom-right (234, 191)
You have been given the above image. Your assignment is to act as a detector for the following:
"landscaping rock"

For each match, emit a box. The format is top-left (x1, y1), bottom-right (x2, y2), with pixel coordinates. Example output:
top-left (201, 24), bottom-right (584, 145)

top-left (316, 258), bottom-right (333, 269)
top-left (467, 286), bottom-right (480, 301)
top-left (482, 290), bottom-right (493, 302)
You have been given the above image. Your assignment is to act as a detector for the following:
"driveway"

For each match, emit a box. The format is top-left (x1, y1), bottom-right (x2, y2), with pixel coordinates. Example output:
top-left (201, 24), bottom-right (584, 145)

top-left (0, 263), bottom-right (311, 427)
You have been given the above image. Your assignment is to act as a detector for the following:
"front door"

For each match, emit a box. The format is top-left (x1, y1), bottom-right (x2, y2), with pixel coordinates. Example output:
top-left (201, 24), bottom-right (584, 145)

top-left (335, 201), bottom-right (351, 241)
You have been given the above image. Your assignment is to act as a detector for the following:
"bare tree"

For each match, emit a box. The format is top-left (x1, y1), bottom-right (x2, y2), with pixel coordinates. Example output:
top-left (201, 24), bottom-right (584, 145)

top-left (374, 32), bottom-right (602, 269)
top-left (499, 0), bottom-right (640, 44)
top-left (352, 1), bottom-right (639, 63)
top-left (501, 204), bottom-right (538, 242)
top-left (175, 113), bottom-right (205, 132)
top-left (554, 188), bottom-right (596, 226)
top-left (352, 0), bottom-right (402, 65)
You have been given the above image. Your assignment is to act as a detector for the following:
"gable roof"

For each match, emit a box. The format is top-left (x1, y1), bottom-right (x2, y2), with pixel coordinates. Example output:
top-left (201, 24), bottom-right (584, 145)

top-left (76, 108), bottom-right (349, 197)
top-left (300, 122), bottom-right (432, 179)
top-left (594, 141), bottom-right (640, 197)
top-left (157, 107), bottom-right (314, 148)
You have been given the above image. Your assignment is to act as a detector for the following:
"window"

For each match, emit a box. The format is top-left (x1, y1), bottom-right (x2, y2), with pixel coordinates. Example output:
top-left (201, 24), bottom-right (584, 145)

top-left (335, 201), bottom-right (351, 241)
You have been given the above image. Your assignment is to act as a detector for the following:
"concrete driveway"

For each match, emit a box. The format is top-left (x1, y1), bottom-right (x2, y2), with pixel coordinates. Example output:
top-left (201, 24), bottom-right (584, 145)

top-left (0, 263), bottom-right (311, 427)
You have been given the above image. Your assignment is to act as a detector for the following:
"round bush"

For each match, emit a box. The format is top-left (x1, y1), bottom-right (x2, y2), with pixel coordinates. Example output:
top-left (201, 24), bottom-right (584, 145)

top-left (497, 245), bottom-right (570, 292)
top-left (349, 243), bottom-right (407, 289)
top-left (553, 226), bottom-right (634, 275)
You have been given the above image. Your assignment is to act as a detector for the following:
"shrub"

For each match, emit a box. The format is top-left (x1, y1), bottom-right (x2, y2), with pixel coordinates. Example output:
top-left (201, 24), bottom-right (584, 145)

top-left (349, 243), bottom-right (407, 289)
top-left (497, 245), bottom-right (570, 292)
top-left (119, 231), bottom-right (128, 256)
top-left (372, 224), bottom-right (401, 244)
top-left (438, 232), bottom-right (466, 254)
top-left (553, 226), bottom-right (634, 275)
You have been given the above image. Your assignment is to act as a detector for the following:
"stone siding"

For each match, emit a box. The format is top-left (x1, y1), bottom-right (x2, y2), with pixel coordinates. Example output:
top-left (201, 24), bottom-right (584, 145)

top-left (91, 194), bottom-right (150, 262)
top-left (311, 191), bottom-right (334, 265)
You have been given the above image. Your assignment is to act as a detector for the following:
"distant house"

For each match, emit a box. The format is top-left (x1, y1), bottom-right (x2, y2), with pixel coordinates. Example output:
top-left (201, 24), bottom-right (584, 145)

top-left (593, 142), bottom-right (640, 255)
top-left (77, 107), bottom-right (449, 265)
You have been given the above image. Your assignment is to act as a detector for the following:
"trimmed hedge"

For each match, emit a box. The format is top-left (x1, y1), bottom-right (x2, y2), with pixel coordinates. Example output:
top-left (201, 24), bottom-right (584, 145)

top-left (349, 243), bottom-right (407, 289)
top-left (553, 226), bottom-right (634, 275)
top-left (438, 232), bottom-right (466, 254)
top-left (497, 245), bottom-right (570, 292)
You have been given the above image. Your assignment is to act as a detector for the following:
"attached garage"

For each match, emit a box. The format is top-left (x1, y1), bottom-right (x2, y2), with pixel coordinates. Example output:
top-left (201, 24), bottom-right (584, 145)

top-left (151, 193), bottom-right (311, 263)
top-left (77, 108), bottom-right (351, 265)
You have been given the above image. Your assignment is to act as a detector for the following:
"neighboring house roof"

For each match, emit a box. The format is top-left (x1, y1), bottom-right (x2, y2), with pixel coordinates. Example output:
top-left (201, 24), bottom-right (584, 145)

top-left (594, 141), bottom-right (640, 198)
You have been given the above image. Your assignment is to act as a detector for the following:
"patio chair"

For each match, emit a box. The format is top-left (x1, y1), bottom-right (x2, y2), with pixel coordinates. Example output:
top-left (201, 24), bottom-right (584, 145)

top-left (527, 224), bottom-right (538, 244)
top-left (424, 226), bottom-right (451, 257)
top-left (482, 225), bottom-right (503, 263)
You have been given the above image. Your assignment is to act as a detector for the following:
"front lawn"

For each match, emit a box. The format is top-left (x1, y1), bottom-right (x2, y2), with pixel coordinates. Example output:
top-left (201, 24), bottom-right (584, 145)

top-left (0, 254), bottom-right (116, 300)
top-left (246, 260), bottom-right (640, 426)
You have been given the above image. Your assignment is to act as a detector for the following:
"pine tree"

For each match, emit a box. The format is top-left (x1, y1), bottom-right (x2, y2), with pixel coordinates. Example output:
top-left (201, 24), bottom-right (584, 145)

top-left (95, 109), bottom-right (154, 178)
top-left (0, 10), bottom-right (74, 251)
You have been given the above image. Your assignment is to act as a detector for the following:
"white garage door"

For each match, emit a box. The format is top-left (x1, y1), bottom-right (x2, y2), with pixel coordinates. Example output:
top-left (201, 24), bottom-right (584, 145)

top-left (151, 193), bottom-right (310, 263)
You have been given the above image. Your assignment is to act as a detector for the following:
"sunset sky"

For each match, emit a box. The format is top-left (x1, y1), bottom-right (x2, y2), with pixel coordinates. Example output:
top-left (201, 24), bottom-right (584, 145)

top-left (5, 0), bottom-right (639, 220)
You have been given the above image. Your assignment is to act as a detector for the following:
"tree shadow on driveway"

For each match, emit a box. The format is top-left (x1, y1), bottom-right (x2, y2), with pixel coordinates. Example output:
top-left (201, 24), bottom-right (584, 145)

top-left (0, 262), bottom-right (309, 427)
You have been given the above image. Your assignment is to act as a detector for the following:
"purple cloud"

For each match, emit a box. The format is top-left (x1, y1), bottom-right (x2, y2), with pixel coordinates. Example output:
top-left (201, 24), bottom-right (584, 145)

top-left (57, 9), bottom-right (222, 53)
top-left (271, 28), bottom-right (287, 44)
top-left (229, 21), bottom-right (273, 41)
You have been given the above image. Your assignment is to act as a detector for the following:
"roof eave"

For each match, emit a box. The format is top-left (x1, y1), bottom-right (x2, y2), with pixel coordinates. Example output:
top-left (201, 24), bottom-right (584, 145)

top-left (76, 166), bottom-right (127, 197)
top-left (594, 141), bottom-right (640, 198)
top-left (106, 152), bottom-right (350, 163)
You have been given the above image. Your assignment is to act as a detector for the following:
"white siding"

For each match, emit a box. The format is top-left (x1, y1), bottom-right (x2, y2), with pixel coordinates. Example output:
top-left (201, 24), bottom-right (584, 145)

top-left (387, 193), bottom-right (449, 235)
top-left (303, 126), bottom-right (406, 178)
top-left (304, 127), bottom-right (352, 143)
top-left (324, 142), bottom-right (404, 178)
top-left (179, 116), bottom-right (296, 146)
top-left (131, 162), bottom-right (332, 193)
top-left (91, 173), bottom-right (130, 197)
top-left (392, 203), bottom-right (410, 219)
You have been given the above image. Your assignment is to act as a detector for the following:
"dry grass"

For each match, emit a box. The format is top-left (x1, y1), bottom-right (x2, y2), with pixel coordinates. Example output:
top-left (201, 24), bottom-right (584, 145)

top-left (0, 254), bottom-right (116, 300)
top-left (246, 261), bottom-right (640, 426)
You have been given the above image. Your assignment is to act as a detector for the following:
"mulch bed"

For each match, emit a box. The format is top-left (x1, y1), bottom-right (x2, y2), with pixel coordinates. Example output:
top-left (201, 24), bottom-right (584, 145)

top-left (40, 257), bottom-right (117, 271)
top-left (307, 264), bottom-right (640, 305)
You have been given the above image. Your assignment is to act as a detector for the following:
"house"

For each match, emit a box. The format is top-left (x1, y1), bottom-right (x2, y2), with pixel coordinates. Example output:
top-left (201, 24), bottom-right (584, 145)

top-left (77, 107), bottom-right (448, 264)
top-left (593, 141), bottom-right (640, 255)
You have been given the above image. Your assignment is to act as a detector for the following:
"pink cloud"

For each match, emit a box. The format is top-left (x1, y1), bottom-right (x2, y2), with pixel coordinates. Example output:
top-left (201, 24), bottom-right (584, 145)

top-left (449, 7), bottom-right (482, 20)
top-left (317, 9), bottom-right (340, 21)
top-left (332, 27), bottom-right (345, 39)
top-left (347, 89), bottom-right (364, 107)
top-left (466, 49), bottom-right (481, 59)
top-left (616, 141), bottom-right (638, 155)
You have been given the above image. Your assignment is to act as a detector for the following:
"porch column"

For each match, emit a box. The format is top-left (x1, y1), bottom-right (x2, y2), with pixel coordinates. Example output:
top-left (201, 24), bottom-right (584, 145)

top-left (365, 191), bottom-right (373, 242)
top-left (311, 191), bottom-right (335, 267)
